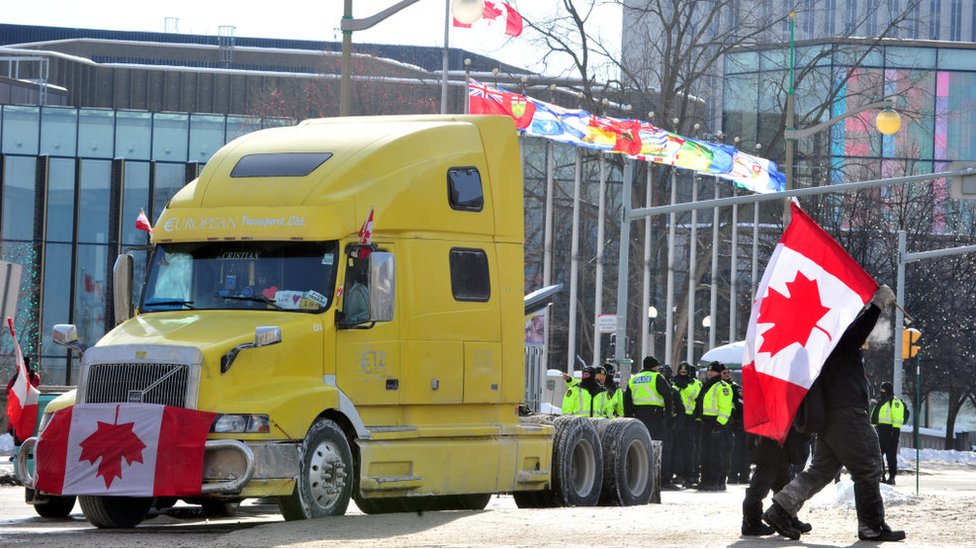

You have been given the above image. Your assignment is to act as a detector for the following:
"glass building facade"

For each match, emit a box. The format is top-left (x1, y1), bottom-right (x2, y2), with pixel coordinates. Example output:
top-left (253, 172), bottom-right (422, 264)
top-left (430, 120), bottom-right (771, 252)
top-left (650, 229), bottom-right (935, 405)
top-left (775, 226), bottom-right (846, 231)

top-left (724, 41), bottom-right (976, 192)
top-left (0, 106), bottom-right (293, 385)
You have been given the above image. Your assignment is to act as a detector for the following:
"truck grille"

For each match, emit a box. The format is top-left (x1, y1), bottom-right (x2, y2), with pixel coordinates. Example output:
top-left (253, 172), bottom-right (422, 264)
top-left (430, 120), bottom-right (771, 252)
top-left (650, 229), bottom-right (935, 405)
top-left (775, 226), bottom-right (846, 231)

top-left (85, 362), bottom-right (190, 407)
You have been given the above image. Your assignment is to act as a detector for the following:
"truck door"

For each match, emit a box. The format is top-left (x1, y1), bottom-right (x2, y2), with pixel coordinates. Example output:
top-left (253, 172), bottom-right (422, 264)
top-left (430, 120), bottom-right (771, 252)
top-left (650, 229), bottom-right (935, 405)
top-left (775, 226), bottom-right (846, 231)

top-left (335, 246), bottom-right (401, 411)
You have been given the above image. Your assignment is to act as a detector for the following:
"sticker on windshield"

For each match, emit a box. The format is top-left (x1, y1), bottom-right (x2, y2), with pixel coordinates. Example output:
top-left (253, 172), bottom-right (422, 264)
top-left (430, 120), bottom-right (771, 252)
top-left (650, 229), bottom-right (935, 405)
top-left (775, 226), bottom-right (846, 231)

top-left (322, 253), bottom-right (335, 266)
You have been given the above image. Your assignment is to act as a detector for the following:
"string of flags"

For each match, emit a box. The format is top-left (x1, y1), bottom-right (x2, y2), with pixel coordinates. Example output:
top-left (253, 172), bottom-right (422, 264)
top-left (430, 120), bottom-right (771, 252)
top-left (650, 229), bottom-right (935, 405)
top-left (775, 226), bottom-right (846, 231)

top-left (468, 79), bottom-right (786, 194)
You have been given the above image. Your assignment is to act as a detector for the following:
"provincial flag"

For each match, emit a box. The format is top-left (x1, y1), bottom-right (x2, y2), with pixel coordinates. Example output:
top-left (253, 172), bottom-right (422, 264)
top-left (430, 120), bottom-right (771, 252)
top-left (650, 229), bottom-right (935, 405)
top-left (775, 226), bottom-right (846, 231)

top-left (135, 208), bottom-right (154, 235)
top-left (523, 99), bottom-right (588, 146)
top-left (742, 202), bottom-right (878, 443)
top-left (5, 318), bottom-right (39, 442)
top-left (467, 80), bottom-right (535, 129)
top-left (717, 151), bottom-right (787, 194)
top-left (35, 403), bottom-right (216, 496)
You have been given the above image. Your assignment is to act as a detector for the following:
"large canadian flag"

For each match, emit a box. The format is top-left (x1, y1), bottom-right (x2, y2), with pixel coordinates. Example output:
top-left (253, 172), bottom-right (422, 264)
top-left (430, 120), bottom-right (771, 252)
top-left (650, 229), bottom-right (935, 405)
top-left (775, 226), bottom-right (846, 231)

top-left (742, 202), bottom-right (878, 443)
top-left (5, 318), bottom-right (39, 442)
top-left (35, 403), bottom-right (216, 497)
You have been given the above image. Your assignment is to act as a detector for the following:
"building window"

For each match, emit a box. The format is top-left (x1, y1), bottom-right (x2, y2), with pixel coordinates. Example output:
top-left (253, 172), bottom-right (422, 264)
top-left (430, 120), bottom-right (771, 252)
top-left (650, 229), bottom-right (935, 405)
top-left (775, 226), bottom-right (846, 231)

top-left (845, 0), bottom-right (858, 34)
top-left (449, 248), bottom-right (490, 302)
top-left (929, 0), bottom-right (941, 39)
top-left (887, 0), bottom-right (900, 38)
top-left (447, 167), bottom-right (484, 212)
top-left (826, 0), bottom-right (838, 35)
top-left (950, 0), bottom-right (961, 40)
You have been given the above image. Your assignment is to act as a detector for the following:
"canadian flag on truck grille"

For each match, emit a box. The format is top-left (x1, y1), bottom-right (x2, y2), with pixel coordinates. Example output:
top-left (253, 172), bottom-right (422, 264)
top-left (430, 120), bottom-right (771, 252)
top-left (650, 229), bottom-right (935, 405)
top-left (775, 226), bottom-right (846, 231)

top-left (35, 403), bottom-right (216, 497)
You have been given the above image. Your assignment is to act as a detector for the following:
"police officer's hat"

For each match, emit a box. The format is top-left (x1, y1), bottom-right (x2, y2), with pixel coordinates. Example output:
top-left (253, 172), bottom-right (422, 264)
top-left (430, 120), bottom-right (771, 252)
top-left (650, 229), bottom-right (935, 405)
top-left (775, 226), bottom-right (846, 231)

top-left (709, 361), bottom-right (727, 374)
top-left (602, 361), bottom-right (616, 376)
top-left (881, 381), bottom-right (893, 394)
top-left (581, 366), bottom-right (596, 378)
top-left (594, 365), bottom-right (608, 376)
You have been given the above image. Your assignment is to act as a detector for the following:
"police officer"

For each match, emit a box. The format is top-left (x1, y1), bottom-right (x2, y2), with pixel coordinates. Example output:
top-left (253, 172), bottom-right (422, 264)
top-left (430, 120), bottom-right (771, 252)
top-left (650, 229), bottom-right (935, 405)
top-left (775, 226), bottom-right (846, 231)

top-left (695, 361), bottom-right (733, 491)
top-left (871, 381), bottom-right (909, 485)
top-left (725, 367), bottom-right (750, 484)
top-left (601, 362), bottom-right (625, 418)
top-left (562, 366), bottom-right (613, 418)
top-left (624, 355), bottom-right (679, 490)
top-left (672, 362), bottom-right (702, 487)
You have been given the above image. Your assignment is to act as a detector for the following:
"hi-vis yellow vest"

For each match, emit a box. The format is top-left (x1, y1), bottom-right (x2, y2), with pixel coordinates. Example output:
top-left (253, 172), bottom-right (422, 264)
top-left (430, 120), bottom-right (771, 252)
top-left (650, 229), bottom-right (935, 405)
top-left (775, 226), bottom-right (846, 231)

top-left (678, 379), bottom-right (702, 415)
top-left (628, 371), bottom-right (665, 408)
top-left (878, 398), bottom-right (907, 429)
top-left (701, 380), bottom-right (733, 425)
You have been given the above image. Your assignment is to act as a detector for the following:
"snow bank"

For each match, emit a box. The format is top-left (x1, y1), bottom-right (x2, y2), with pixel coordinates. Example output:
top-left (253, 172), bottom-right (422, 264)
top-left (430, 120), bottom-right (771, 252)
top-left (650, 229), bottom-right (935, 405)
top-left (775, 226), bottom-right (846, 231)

top-left (0, 433), bottom-right (12, 456)
top-left (899, 447), bottom-right (976, 465)
top-left (809, 477), bottom-right (919, 510)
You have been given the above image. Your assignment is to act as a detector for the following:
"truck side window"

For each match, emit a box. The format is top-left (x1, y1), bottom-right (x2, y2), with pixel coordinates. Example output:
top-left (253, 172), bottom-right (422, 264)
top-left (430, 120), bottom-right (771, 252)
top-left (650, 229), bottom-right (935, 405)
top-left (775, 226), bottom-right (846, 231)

top-left (447, 167), bottom-right (483, 212)
top-left (341, 255), bottom-right (370, 325)
top-left (449, 248), bottom-right (489, 302)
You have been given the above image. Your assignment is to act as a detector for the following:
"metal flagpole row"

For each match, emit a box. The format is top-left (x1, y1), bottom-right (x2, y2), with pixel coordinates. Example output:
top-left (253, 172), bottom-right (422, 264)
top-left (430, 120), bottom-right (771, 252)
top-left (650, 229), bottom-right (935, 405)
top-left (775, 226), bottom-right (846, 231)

top-left (593, 155), bottom-right (608, 366)
top-left (709, 179), bottom-right (720, 351)
top-left (664, 170), bottom-right (677, 366)
top-left (566, 149), bottom-right (583, 375)
top-left (687, 176), bottom-right (699, 364)
top-left (641, 166), bottom-right (654, 359)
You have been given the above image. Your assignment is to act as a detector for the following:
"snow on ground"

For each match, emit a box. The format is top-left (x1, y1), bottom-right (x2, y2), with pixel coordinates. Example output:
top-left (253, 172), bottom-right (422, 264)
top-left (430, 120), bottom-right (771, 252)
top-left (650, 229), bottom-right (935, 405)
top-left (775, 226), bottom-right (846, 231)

top-left (0, 433), bottom-right (12, 456)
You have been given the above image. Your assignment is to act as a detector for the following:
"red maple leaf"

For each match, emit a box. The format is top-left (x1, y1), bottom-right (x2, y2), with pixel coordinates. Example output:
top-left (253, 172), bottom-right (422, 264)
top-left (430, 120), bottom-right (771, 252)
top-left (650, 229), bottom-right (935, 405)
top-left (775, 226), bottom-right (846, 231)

top-left (756, 272), bottom-right (832, 357)
top-left (79, 420), bottom-right (147, 488)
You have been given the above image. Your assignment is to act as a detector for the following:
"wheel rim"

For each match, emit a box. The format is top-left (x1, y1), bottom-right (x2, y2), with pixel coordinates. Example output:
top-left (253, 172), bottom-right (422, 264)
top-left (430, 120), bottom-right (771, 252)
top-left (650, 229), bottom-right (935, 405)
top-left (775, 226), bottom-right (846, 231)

top-left (570, 438), bottom-right (596, 494)
top-left (623, 439), bottom-right (650, 494)
top-left (307, 438), bottom-right (349, 510)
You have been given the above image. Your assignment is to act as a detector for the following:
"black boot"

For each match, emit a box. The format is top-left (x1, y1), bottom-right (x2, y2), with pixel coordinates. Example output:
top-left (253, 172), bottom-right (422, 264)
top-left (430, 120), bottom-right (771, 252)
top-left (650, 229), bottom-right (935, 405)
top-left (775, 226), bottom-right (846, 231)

top-left (858, 523), bottom-right (906, 542)
top-left (791, 516), bottom-right (813, 534)
top-left (742, 519), bottom-right (776, 536)
top-left (762, 502), bottom-right (801, 540)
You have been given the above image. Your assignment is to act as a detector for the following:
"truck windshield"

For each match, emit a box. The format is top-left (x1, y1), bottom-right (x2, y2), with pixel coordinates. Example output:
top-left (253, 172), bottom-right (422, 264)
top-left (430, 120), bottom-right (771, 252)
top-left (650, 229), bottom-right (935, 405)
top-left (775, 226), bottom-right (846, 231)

top-left (141, 241), bottom-right (339, 313)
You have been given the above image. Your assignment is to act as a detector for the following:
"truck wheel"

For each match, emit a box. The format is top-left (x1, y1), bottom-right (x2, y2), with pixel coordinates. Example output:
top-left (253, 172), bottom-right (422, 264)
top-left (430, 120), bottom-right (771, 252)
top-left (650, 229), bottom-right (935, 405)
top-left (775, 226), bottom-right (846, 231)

top-left (599, 418), bottom-right (653, 506)
top-left (79, 495), bottom-right (153, 528)
top-left (33, 494), bottom-right (76, 518)
top-left (279, 418), bottom-right (353, 521)
top-left (551, 415), bottom-right (603, 506)
top-left (201, 499), bottom-right (241, 517)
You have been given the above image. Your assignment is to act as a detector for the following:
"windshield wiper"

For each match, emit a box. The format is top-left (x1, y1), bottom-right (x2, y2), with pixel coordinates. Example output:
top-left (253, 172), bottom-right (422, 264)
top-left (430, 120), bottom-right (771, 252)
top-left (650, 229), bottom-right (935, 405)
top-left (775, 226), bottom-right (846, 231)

top-left (218, 295), bottom-right (283, 310)
top-left (144, 299), bottom-right (196, 310)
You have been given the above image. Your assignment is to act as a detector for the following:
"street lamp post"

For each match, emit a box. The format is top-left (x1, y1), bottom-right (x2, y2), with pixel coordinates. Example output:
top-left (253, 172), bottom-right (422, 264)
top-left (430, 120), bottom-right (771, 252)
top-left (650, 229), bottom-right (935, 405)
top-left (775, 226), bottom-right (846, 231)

top-left (782, 12), bottom-right (901, 225)
top-left (339, 0), bottom-right (483, 116)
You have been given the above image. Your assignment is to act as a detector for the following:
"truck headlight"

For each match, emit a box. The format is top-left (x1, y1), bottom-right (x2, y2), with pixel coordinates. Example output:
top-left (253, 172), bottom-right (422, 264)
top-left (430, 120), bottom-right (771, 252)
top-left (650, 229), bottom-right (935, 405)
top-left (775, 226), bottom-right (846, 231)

top-left (211, 414), bottom-right (270, 433)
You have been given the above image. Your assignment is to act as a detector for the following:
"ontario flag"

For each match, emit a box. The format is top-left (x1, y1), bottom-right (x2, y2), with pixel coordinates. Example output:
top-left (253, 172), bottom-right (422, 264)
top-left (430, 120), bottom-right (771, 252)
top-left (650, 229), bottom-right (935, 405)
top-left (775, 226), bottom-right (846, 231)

top-left (5, 318), bottom-right (39, 442)
top-left (742, 201), bottom-right (878, 443)
top-left (35, 403), bottom-right (216, 497)
top-left (468, 79), bottom-right (536, 129)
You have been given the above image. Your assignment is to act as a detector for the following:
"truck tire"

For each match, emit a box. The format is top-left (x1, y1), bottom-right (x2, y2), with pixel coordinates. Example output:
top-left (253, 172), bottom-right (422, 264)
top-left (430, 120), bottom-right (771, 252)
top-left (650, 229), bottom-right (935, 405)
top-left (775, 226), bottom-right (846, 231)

top-left (79, 495), bottom-right (153, 528)
top-left (550, 415), bottom-right (603, 506)
top-left (279, 418), bottom-right (353, 521)
top-left (33, 493), bottom-right (76, 518)
top-left (598, 418), bottom-right (653, 506)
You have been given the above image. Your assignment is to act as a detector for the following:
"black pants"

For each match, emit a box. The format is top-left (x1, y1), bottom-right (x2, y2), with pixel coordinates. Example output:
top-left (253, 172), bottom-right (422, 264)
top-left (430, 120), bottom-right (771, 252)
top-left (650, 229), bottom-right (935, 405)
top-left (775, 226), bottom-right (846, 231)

top-left (772, 407), bottom-right (886, 535)
top-left (742, 431), bottom-right (811, 523)
top-left (729, 423), bottom-right (751, 482)
top-left (673, 414), bottom-right (699, 483)
top-left (634, 407), bottom-right (672, 483)
top-left (876, 425), bottom-right (901, 480)
top-left (700, 417), bottom-right (729, 487)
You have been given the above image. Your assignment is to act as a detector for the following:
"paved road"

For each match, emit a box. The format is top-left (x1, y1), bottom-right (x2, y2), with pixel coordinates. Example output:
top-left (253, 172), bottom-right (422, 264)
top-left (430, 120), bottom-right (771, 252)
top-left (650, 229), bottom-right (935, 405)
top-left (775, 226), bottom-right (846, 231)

top-left (2, 460), bottom-right (974, 547)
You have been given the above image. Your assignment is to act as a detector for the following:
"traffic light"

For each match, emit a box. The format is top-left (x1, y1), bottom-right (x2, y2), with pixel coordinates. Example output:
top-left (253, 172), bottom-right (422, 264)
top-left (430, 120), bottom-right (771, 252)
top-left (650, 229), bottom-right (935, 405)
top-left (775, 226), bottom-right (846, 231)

top-left (902, 328), bottom-right (921, 359)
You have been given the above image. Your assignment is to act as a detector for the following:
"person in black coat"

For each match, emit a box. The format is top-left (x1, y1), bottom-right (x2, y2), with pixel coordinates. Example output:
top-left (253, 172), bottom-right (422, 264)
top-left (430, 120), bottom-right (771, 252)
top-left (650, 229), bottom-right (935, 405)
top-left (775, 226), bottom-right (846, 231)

top-left (741, 427), bottom-right (813, 536)
top-left (763, 285), bottom-right (906, 542)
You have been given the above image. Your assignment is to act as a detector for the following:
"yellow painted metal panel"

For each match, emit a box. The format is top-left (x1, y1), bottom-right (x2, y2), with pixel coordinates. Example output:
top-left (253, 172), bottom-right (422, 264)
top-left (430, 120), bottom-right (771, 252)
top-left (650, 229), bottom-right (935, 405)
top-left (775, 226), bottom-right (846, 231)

top-left (399, 341), bottom-right (463, 405)
top-left (463, 341), bottom-right (502, 403)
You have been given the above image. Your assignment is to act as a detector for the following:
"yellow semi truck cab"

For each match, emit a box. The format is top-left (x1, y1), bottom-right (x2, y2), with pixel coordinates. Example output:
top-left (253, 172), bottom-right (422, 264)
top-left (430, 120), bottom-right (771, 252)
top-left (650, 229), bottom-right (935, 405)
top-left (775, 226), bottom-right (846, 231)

top-left (26, 115), bottom-right (655, 528)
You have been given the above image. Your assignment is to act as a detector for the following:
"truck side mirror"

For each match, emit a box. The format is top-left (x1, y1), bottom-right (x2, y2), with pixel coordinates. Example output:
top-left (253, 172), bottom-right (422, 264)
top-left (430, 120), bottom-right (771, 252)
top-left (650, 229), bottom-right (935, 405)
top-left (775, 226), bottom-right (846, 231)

top-left (113, 253), bottom-right (134, 323)
top-left (52, 324), bottom-right (86, 355)
top-left (368, 252), bottom-right (395, 322)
